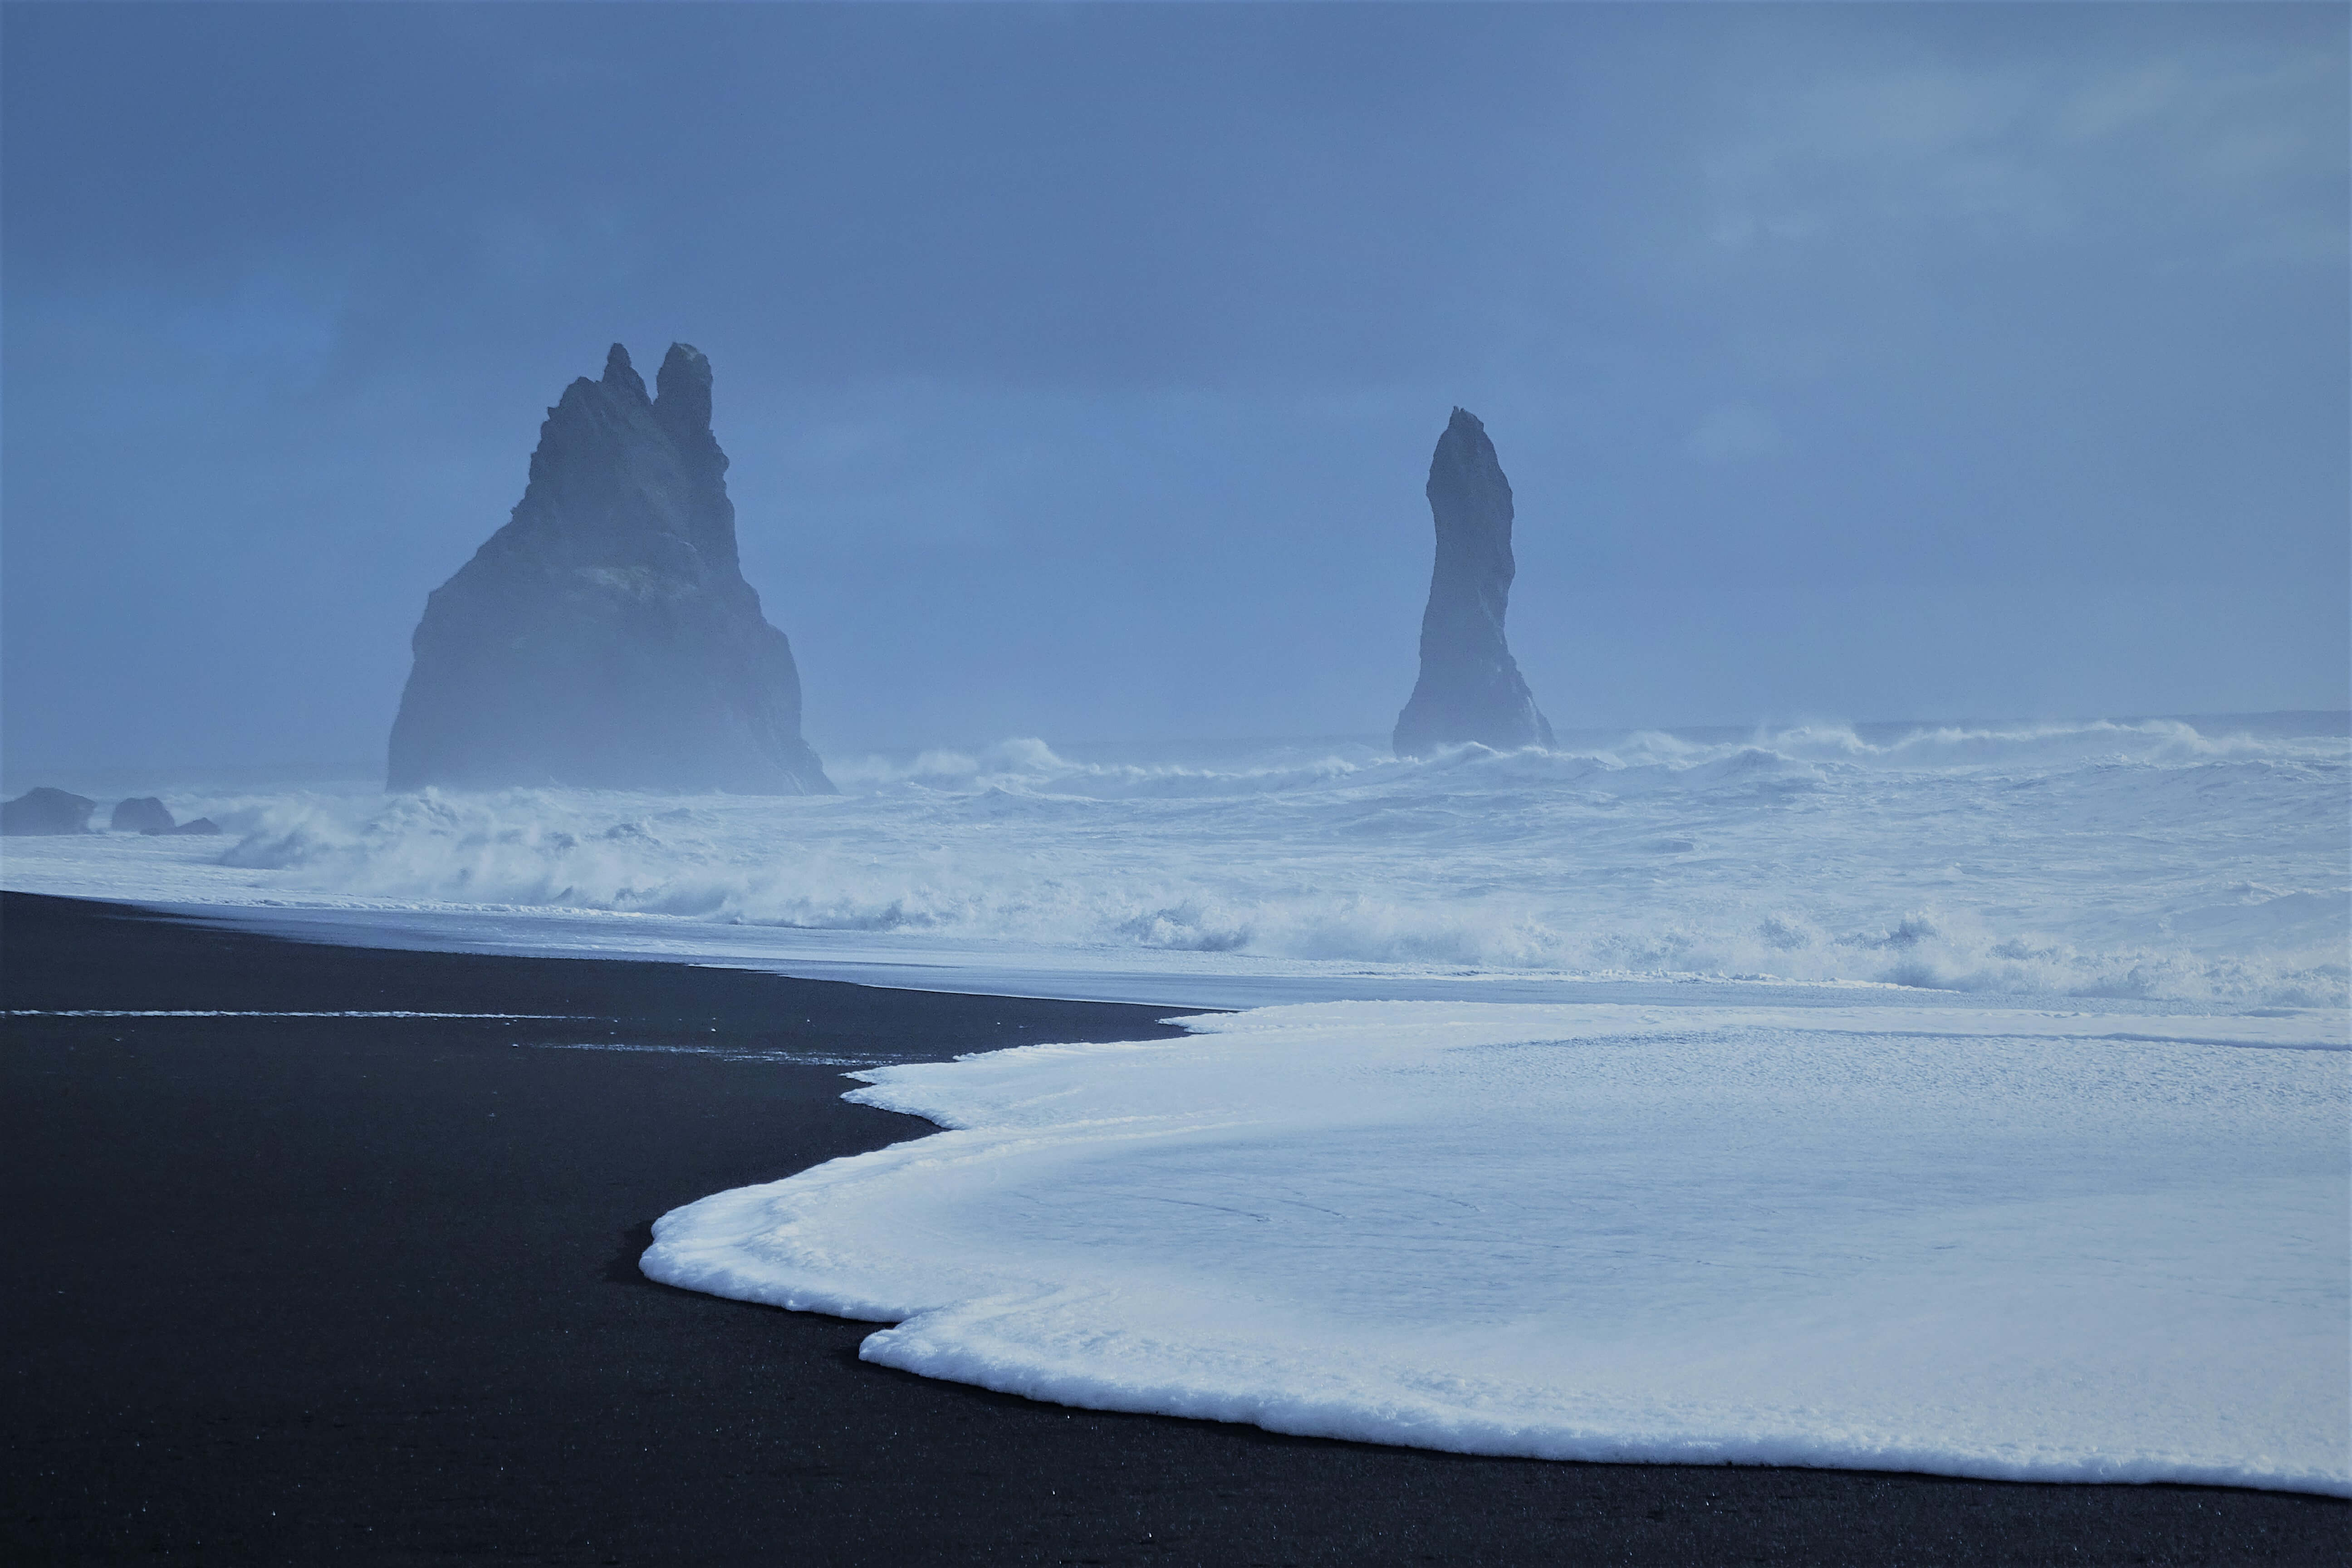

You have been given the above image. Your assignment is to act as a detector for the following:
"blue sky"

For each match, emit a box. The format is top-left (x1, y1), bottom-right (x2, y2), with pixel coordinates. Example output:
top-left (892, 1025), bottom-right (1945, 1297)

top-left (4, 2), bottom-right (2344, 772)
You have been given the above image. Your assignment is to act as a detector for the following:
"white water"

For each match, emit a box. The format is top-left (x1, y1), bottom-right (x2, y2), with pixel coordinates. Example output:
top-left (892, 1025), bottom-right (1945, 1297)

top-left (9, 715), bottom-right (2347, 1490)
top-left (4, 716), bottom-right (2345, 1010)
top-left (646, 1001), bottom-right (2349, 1494)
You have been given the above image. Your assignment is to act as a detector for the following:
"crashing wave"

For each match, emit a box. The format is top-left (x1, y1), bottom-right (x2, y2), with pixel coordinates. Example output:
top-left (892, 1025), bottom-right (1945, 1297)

top-left (5, 716), bottom-right (2344, 1008)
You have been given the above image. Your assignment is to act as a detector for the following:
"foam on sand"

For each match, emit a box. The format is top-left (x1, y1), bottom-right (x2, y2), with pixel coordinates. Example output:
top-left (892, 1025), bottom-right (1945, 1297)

top-left (645, 1001), bottom-right (2350, 1494)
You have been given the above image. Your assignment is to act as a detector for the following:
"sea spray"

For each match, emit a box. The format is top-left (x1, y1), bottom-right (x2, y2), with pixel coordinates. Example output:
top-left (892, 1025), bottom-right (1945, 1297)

top-left (5, 717), bottom-right (2344, 1008)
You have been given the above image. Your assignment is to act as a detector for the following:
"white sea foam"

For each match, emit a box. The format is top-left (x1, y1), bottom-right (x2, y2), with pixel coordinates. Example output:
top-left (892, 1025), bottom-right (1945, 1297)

top-left (3, 716), bottom-right (2344, 1007)
top-left (645, 1000), bottom-right (2351, 1494)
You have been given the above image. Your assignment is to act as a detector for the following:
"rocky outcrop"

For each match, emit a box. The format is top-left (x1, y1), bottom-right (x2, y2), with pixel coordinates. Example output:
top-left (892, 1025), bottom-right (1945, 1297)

top-left (387, 343), bottom-right (832, 794)
top-left (1392, 409), bottom-right (1553, 758)
top-left (107, 797), bottom-right (220, 835)
top-left (112, 797), bottom-right (175, 834)
top-left (2, 788), bottom-right (95, 835)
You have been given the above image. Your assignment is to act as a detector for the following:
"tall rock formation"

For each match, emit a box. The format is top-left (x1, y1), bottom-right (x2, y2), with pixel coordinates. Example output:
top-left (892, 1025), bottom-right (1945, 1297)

top-left (1392, 409), bottom-right (1554, 758)
top-left (388, 344), bottom-right (832, 794)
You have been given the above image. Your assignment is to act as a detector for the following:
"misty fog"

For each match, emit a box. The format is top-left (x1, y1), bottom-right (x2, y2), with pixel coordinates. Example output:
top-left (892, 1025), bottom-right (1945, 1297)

top-left (4, 2), bottom-right (2344, 780)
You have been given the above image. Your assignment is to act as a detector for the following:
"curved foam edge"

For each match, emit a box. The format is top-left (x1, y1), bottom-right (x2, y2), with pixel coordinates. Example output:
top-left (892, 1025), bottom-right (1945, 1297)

top-left (645, 1001), bottom-right (2352, 1497)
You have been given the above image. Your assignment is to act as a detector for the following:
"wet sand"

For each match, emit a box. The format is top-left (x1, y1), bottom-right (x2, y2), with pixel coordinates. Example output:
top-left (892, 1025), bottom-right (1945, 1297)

top-left (3, 892), bottom-right (2341, 1564)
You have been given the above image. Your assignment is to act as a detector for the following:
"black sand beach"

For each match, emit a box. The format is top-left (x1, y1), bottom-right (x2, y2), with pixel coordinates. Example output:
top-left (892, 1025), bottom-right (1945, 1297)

top-left (4, 892), bottom-right (2342, 1565)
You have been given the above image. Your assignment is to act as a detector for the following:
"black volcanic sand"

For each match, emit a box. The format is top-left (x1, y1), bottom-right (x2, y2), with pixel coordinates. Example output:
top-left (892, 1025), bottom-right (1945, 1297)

top-left (3, 894), bottom-right (2342, 1565)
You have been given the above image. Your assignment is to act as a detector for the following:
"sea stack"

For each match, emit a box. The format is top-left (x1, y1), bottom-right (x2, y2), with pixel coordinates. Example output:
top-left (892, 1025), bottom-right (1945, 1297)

top-left (110, 796), bottom-right (176, 834)
top-left (388, 344), bottom-right (832, 794)
top-left (0, 787), bottom-right (94, 835)
top-left (1392, 408), bottom-right (1553, 758)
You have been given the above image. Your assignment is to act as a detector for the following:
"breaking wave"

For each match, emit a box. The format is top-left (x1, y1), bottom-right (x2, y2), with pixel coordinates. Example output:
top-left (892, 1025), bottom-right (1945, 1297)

top-left (13, 716), bottom-right (2346, 1008)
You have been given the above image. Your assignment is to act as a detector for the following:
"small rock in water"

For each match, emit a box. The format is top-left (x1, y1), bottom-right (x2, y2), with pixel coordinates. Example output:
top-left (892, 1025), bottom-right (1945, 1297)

top-left (112, 796), bottom-right (176, 834)
top-left (1, 787), bottom-right (96, 835)
top-left (167, 817), bottom-right (223, 836)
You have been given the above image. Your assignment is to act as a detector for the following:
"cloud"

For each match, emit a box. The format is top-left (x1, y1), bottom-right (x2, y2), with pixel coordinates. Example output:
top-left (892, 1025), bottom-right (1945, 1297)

top-left (1700, 22), bottom-right (2347, 266)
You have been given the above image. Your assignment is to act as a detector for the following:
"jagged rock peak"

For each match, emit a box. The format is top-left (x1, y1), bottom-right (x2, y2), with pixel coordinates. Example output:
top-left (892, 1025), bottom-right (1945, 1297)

top-left (1392, 407), bottom-right (1554, 759)
top-left (654, 343), bottom-right (713, 431)
top-left (601, 341), bottom-right (647, 400)
top-left (387, 343), bottom-right (832, 794)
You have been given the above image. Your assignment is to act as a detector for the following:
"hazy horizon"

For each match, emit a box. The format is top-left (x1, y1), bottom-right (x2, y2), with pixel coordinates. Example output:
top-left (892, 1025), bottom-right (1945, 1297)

top-left (5, 4), bottom-right (2346, 778)
top-left (7, 709), bottom-right (2351, 801)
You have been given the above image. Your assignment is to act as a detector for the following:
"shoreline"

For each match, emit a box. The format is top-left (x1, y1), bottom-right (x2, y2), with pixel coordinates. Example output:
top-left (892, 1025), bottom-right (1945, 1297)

top-left (4, 892), bottom-right (2343, 1563)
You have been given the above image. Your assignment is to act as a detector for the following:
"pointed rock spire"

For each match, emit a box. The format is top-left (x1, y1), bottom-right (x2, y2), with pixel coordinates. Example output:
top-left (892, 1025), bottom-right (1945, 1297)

top-left (653, 342), bottom-right (714, 445)
top-left (1392, 408), bottom-right (1553, 758)
top-left (601, 342), bottom-right (647, 401)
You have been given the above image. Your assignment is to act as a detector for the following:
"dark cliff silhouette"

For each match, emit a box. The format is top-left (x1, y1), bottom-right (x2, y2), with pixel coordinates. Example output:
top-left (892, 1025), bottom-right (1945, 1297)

top-left (388, 344), bottom-right (832, 794)
top-left (1392, 408), bottom-right (1553, 758)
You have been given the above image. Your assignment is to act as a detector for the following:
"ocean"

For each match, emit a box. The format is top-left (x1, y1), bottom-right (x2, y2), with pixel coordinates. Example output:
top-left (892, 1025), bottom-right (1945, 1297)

top-left (4, 714), bottom-right (2345, 1011)
top-left (7, 712), bottom-right (2346, 1491)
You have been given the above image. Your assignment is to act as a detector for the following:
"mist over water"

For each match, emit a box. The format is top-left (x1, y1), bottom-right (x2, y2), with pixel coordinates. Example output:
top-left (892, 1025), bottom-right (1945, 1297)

top-left (3, 0), bottom-right (2344, 1514)
top-left (9, 714), bottom-right (2343, 1010)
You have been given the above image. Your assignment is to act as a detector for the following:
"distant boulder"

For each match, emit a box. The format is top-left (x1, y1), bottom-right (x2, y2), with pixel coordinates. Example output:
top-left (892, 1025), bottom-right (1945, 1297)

top-left (1392, 408), bottom-right (1553, 758)
top-left (2, 787), bottom-right (95, 836)
top-left (112, 796), bottom-right (176, 834)
top-left (387, 342), bottom-right (833, 794)
top-left (167, 818), bottom-right (223, 836)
